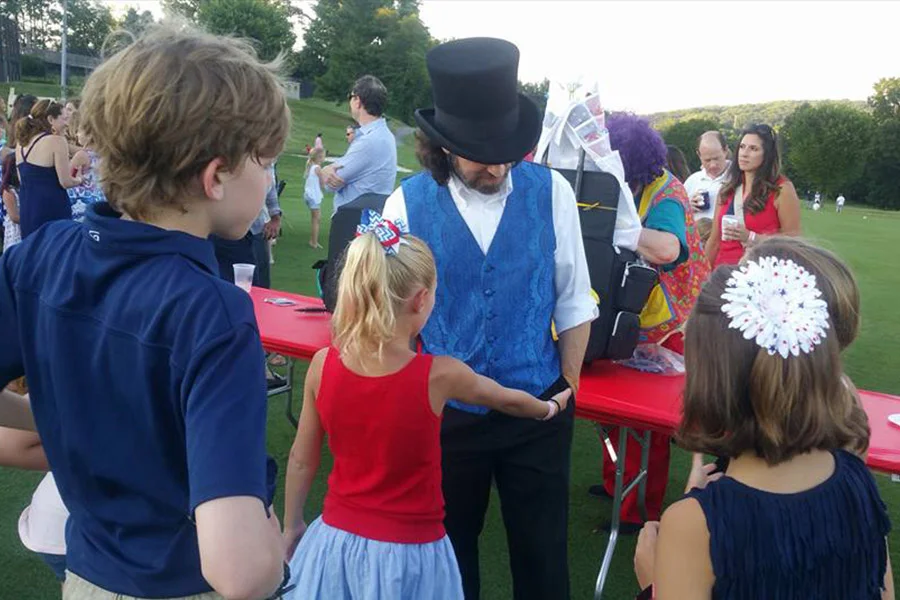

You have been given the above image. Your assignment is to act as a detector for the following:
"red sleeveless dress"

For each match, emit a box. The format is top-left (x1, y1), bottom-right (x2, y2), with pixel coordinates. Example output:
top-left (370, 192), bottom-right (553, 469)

top-left (715, 176), bottom-right (788, 267)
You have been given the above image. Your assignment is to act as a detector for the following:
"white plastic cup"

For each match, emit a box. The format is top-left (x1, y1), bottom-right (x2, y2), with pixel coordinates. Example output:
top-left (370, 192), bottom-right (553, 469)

top-left (721, 215), bottom-right (739, 240)
top-left (233, 263), bottom-right (255, 292)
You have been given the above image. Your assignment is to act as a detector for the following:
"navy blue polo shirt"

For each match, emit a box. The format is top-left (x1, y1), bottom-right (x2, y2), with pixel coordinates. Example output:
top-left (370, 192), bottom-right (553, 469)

top-left (0, 203), bottom-right (271, 596)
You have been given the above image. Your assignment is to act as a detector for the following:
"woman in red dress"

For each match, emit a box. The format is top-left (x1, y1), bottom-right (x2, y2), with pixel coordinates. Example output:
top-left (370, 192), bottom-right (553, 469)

top-left (706, 124), bottom-right (801, 267)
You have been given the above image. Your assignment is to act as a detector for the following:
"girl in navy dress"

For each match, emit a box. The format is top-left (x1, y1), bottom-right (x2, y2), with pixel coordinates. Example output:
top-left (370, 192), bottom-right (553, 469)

top-left (635, 238), bottom-right (892, 600)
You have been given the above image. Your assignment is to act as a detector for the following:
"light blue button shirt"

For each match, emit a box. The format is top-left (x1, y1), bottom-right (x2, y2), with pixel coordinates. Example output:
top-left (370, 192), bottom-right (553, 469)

top-left (249, 165), bottom-right (281, 235)
top-left (331, 118), bottom-right (398, 211)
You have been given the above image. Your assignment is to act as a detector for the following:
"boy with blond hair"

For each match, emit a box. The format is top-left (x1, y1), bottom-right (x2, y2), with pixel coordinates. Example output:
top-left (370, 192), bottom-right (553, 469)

top-left (0, 25), bottom-right (290, 599)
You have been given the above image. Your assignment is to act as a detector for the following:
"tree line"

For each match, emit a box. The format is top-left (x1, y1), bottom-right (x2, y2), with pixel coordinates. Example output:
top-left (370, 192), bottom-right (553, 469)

top-left (4, 0), bottom-right (550, 126)
top-left (658, 78), bottom-right (900, 210)
top-left (2, 0), bottom-right (299, 64)
top-left (2, 0), bottom-right (123, 57)
top-left (647, 99), bottom-right (867, 134)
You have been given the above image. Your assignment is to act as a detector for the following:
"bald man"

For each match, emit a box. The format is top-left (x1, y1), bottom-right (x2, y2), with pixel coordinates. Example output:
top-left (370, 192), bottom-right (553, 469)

top-left (683, 130), bottom-right (731, 220)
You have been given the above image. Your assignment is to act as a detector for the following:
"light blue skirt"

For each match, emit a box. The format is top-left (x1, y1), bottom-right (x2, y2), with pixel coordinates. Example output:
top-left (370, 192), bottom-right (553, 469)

top-left (286, 517), bottom-right (463, 600)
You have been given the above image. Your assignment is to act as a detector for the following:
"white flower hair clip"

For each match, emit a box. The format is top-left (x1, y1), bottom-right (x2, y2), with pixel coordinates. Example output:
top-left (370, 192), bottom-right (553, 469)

top-left (721, 256), bottom-right (830, 358)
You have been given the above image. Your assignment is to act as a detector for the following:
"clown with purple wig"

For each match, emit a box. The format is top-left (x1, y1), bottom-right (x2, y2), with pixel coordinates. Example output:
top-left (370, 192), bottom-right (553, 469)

top-left (594, 112), bottom-right (710, 532)
top-left (605, 112), bottom-right (709, 347)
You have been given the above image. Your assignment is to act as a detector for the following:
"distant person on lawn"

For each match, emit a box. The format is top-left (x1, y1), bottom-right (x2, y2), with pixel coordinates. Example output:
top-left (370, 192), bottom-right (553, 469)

top-left (319, 75), bottom-right (398, 213)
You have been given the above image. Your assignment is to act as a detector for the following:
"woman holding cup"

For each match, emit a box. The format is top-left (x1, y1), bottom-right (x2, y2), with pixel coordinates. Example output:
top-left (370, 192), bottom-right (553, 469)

top-left (705, 124), bottom-right (801, 267)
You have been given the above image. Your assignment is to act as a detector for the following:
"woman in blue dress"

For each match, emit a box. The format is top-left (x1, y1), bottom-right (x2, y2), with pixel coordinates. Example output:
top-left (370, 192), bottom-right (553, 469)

top-left (14, 99), bottom-right (82, 238)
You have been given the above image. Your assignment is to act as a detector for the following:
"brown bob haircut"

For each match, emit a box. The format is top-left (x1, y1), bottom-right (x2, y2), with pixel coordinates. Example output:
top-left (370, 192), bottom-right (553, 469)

top-left (677, 258), bottom-right (869, 465)
top-left (79, 22), bottom-right (290, 220)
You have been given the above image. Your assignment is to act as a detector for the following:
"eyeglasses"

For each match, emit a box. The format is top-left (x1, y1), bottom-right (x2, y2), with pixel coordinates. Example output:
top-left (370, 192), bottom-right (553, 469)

top-left (347, 92), bottom-right (357, 101)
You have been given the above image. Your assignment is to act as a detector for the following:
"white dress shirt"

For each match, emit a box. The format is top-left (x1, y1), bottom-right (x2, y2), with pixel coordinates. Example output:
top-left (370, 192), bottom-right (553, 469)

top-left (382, 169), bottom-right (598, 334)
top-left (683, 161), bottom-right (731, 220)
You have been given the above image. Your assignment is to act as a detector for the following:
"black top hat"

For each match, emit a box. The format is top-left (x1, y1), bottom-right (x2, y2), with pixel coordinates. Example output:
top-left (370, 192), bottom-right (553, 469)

top-left (414, 38), bottom-right (541, 165)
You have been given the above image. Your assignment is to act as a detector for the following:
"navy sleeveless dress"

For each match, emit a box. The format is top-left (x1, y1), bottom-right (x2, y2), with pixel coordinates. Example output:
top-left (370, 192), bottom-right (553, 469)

top-left (686, 449), bottom-right (891, 599)
top-left (18, 133), bottom-right (72, 239)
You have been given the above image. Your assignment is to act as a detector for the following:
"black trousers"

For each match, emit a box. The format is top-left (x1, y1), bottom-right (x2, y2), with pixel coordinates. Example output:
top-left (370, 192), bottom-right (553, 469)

top-left (441, 376), bottom-right (574, 600)
top-left (210, 232), bottom-right (271, 289)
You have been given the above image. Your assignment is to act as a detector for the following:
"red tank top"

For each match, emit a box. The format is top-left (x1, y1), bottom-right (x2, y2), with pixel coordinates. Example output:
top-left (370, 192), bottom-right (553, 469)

top-left (317, 347), bottom-right (445, 543)
top-left (715, 176), bottom-right (787, 267)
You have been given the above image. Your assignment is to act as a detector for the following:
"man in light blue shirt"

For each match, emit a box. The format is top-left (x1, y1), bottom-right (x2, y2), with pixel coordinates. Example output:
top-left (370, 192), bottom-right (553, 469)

top-left (320, 75), bottom-right (398, 212)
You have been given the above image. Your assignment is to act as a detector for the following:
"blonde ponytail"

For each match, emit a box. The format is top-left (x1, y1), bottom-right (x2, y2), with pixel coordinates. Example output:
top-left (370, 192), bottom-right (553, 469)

top-left (332, 231), bottom-right (436, 364)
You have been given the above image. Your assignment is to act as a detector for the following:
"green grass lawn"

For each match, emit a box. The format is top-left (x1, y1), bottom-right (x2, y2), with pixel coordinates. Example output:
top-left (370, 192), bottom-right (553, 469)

top-left (1, 82), bottom-right (898, 597)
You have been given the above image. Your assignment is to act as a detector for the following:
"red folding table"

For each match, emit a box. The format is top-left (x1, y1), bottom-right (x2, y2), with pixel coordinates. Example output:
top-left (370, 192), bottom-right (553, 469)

top-left (252, 288), bottom-right (900, 599)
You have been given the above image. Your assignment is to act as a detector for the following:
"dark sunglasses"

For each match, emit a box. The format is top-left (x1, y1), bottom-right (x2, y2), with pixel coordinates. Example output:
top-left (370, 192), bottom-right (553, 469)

top-left (347, 92), bottom-right (357, 101)
top-left (748, 124), bottom-right (775, 138)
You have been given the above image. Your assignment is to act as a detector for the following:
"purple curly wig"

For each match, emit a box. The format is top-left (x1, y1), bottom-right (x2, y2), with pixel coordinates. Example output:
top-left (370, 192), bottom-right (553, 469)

top-left (606, 112), bottom-right (667, 187)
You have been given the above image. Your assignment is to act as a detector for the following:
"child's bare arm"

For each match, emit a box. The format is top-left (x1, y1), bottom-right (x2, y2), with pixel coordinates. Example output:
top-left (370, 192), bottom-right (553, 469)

top-left (195, 496), bottom-right (284, 600)
top-left (429, 356), bottom-right (569, 419)
top-left (283, 348), bottom-right (327, 553)
top-left (654, 498), bottom-right (715, 599)
top-left (0, 424), bottom-right (47, 470)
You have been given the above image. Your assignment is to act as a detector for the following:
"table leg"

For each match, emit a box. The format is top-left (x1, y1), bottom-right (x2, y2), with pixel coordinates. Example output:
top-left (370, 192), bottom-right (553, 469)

top-left (282, 360), bottom-right (297, 427)
top-left (264, 358), bottom-right (297, 426)
top-left (263, 357), bottom-right (295, 427)
top-left (266, 359), bottom-right (293, 396)
top-left (595, 423), bottom-right (617, 463)
top-left (636, 430), bottom-right (651, 523)
top-left (594, 426), bottom-right (629, 600)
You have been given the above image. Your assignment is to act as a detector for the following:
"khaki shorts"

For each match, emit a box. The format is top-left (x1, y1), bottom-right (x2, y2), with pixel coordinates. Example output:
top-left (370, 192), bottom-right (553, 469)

top-left (63, 571), bottom-right (224, 600)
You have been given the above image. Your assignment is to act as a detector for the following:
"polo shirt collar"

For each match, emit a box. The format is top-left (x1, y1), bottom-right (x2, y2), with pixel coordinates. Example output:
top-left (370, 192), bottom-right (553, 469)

top-left (82, 203), bottom-right (219, 275)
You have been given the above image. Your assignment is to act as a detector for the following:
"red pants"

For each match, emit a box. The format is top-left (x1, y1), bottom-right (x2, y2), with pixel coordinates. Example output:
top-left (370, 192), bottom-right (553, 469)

top-left (600, 333), bottom-right (683, 524)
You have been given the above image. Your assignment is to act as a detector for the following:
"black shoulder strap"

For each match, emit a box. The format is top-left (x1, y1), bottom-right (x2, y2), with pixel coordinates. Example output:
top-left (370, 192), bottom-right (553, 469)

top-left (22, 132), bottom-right (52, 162)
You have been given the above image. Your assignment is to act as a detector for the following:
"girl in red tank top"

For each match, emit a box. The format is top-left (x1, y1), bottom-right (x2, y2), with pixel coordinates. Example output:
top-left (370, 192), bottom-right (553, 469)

top-left (706, 124), bottom-right (802, 267)
top-left (281, 211), bottom-right (571, 600)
